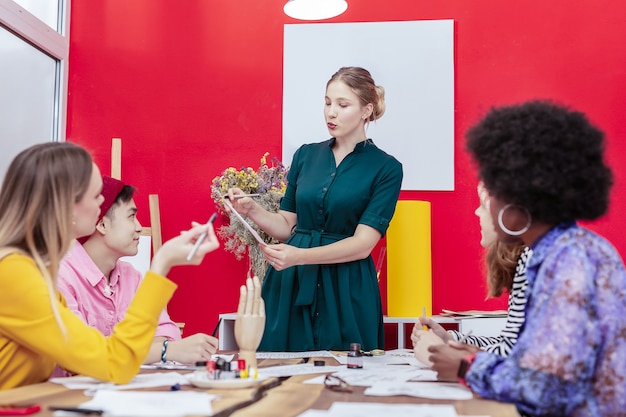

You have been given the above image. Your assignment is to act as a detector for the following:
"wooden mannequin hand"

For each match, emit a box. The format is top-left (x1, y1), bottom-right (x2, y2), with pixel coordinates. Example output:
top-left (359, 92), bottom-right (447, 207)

top-left (234, 276), bottom-right (265, 369)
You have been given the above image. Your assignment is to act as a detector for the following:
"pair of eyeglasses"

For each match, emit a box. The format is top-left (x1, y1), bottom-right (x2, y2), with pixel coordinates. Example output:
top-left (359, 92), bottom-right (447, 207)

top-left (324, 374), bottom-right (353, 393)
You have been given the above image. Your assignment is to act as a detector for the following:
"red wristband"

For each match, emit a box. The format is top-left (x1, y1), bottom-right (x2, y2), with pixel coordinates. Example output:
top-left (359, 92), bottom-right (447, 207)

top-left (457, 353), bottom-right (476, 388)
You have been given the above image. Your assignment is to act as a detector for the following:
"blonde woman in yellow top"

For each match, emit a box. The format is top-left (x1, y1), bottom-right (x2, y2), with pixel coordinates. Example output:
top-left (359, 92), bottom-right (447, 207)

top-left (0, 142), bottom-right (219, 390)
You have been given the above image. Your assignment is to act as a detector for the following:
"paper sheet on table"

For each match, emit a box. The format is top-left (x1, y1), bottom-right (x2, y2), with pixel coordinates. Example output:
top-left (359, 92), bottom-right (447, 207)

top-left (328, 348), bottom-right (428, 367)
top-left (303, 365), bottom-right (436, 386)
top-left (49, 372), bottom-right (189, 391)
top-left (296, 402), bottom-right (458, 417)
top-left (365, 381), bottom-right (473, 400)
top-left (141, 362), bottom-right (197, 371)
top-left (213, 353), bottom-right (236, 362)
top-left (256, 350), bottom-right (335, 359)
top-left (256, 349), bottom-right (420, 365)
top-left (296, 411), bottom-right (328, 417)
top-left (260, 363), bottom-right (344, 377)
top-left (223, 199), bottom-right (266, 246)
top-left (141, 354), bottom-right (235, 370)
top-left (77, 390), bottom-right (215, 417)
top-left (365, 348), bottom-right (429, 368)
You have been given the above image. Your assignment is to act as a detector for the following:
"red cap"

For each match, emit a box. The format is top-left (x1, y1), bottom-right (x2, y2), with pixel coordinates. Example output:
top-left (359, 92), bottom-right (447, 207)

top-left (78, 176), bottom-right (125, 244)
top-left (96, 176), bottom-right (126, 224)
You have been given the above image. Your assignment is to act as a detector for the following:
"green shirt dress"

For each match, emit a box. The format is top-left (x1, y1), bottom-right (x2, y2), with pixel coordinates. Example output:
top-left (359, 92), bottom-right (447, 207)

top-left (259, 138), bottom-right (403, 352)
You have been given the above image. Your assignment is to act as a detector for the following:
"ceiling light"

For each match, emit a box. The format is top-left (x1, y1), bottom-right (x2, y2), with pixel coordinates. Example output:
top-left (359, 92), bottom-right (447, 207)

top-left (283, 0), bottom-right (348, 21)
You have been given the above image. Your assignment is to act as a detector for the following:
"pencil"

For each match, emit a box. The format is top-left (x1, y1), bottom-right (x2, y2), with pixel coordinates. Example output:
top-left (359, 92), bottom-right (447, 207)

top-left (186, 212), bottom-right (217, 261)
top-left (223, 193), bottom-right (260, 199)
top-left (212, 318), bottom-right (222, 337)
top-left (48, 407), bottom-right (103, 415)
top-left (458, 330), bottom-right (474, 344)
top-left (422, 306), bottom-right (428, 331)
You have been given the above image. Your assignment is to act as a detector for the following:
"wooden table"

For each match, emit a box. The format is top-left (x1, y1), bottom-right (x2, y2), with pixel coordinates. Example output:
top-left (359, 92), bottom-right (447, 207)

top-left (230, 373), bottom-right (520, 417)
top-left (0, 358), bottom-right (520, 417)
top-left (0, 379), bottom-right (264, 416)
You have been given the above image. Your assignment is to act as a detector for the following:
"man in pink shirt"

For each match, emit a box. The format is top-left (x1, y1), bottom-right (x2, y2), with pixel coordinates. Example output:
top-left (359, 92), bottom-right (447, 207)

top-left (58, 176), bottom-right (218, 364)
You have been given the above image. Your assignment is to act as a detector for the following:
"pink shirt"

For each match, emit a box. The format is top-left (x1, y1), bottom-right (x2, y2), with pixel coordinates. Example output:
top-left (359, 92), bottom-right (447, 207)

top-left (57, 241), bottom-right (181, 341)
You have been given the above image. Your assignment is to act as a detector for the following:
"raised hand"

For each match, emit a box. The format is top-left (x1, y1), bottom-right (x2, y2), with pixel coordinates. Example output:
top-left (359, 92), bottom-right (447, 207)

top-left (234, 276), bottom-right (265, 369)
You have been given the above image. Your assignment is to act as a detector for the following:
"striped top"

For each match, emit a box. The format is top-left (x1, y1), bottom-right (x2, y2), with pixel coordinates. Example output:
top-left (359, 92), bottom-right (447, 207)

top-left (449, 246), bottom-right (532, 357)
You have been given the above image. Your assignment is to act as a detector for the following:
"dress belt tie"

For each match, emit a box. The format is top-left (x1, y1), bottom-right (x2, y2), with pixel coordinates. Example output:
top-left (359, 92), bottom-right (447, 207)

top-left (293, 228), bottom-right (347, 307)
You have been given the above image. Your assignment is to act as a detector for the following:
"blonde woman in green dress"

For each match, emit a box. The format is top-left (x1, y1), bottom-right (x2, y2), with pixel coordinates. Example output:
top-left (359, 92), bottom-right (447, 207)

top-left (227, 67), bottom-right (403, 352)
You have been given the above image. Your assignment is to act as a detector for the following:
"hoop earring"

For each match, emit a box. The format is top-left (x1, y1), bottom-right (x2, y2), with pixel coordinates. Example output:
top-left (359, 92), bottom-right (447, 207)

top-left (497, 204), bottom-right (531, 236)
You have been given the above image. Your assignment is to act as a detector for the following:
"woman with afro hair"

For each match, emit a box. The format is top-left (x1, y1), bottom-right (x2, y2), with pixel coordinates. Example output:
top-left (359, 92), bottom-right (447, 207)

top-left (428, 100), bottom-right (625, 417)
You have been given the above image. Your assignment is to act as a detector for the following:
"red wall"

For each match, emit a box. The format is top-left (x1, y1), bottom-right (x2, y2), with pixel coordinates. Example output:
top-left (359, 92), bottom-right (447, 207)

top-left (66, 0), bottom-right (626, 343)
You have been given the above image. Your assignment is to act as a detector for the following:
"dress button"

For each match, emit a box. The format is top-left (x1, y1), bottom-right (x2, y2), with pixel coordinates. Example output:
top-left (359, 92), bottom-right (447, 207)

top-left (322, 187), bottom-right (327, 192)
top-left (318, 209), bottom-right (323, 214)
top-left (330, 172), bottom-right (335, 177)
top-left (315, 312), bottom-right (320, 317)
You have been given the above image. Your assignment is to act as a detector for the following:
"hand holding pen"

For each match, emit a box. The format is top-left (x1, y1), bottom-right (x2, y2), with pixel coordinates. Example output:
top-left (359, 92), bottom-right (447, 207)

top-left (224, 193), bottom-right (260, 199)
top-left (224, 188), bottom-right (259, 217)
top-left (187, 213), bottom-right (218, 261)
top-left (149, 220), bottom-right (220, 276)
top-left (417, 309), bottom-right (452, 343)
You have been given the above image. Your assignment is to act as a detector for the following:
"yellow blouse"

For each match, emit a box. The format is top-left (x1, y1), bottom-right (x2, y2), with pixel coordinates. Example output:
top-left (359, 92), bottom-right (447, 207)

top-left (0, 254), bottom-right (177, 390)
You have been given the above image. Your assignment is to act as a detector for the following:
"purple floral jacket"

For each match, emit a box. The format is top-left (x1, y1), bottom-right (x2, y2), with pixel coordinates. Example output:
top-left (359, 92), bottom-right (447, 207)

top-left (466, 222), bottom-right (626, 417)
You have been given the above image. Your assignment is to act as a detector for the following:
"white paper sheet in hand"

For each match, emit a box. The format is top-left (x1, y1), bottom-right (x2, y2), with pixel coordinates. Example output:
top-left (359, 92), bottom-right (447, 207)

top-left (223, 198), bottom-right (267, 246)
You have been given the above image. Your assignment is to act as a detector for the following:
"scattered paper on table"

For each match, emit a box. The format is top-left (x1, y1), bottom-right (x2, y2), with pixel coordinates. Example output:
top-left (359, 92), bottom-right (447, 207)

top-left (303, 365), bottom-right (435, 386)
top-left (49, 372), bottom-right (189, 392)
top-left (256, 351), bottom-right (335, 359)
top-left (365, 381), bottom-right (473, 400)
top-left (141, 362), bottom-right (197, 371)
top-left (77, 390), bottom-right (215, 417)
top-left (260, 363), bottom-right (343, 378)
top-left (296, 402), bottom-right (458, 417)
top-left (213, 353), bottom-right (236, 363)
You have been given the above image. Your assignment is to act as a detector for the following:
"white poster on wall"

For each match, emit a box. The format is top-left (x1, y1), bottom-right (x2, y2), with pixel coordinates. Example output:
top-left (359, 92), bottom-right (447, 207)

top-left (283, 20), bottom-right (454, 191)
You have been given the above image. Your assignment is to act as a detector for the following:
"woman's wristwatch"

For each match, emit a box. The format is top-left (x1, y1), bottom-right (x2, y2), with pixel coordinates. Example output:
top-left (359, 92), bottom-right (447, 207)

top-left (457, 353), bottom-right (476, 387)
